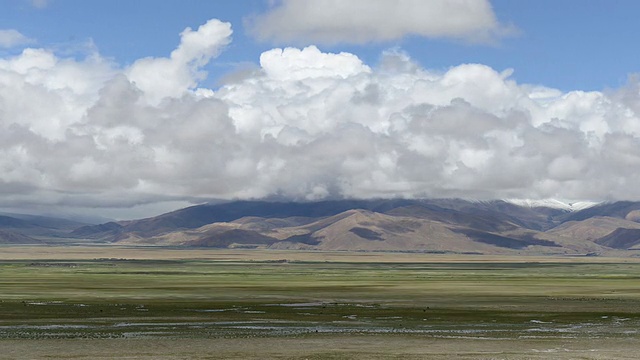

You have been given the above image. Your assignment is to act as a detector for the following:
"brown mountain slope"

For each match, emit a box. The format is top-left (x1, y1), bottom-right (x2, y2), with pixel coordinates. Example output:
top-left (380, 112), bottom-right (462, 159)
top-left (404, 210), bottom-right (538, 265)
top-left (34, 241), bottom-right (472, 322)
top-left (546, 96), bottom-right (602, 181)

top-left (546, 216), bottom-right (640, 241)
top-left (69, 199), bottom-right (570, 240)
top-left (77, 199), bottom-right (640, 255)
top-left (230, 216), bottom-right (317, 231)
top-left (260, 210), bottom-right (567, 254)
top-left (595, 228), bottom-right (640, 249)
top-left (111, 204), bottom-right (617, 255)
top-left (559, 201), bottom-right (640, 223)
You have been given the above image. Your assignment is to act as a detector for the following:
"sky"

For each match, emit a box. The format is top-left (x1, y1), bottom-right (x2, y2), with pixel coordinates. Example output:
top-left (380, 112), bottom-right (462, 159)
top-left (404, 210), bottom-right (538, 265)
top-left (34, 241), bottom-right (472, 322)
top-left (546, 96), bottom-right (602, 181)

top-left (1, 0), bottom-right (640, 220)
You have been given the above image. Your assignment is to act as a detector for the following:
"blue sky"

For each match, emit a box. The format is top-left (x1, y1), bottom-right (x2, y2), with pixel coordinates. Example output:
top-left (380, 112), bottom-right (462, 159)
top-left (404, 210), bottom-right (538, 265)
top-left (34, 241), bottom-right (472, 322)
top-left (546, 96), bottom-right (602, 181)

top-left (3, 0), bottom-right (640, 219)
top-left (3, 0), bottom-right (639, 91)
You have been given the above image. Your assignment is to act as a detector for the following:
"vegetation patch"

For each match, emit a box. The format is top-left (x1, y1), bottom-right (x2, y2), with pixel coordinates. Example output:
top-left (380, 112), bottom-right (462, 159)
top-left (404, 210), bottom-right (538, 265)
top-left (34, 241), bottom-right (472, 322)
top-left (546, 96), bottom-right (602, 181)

top-left (349, 227), bottom-right (384, 241)
top-left (1, 250), bottom-right (640, 346)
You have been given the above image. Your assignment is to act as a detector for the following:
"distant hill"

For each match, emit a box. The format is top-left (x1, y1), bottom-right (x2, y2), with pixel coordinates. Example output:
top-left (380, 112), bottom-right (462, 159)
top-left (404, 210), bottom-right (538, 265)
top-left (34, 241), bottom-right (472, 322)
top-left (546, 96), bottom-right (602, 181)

top-left (0, 229), bottom-right (42, 244)
top-left (0, 212), bottom-right (89, 240)
top-left (559, 201), bottom-right (640, 222)
top-left (0, 213), bottom-right (88, 230)
top-left (8, 198), bottom-right (640, 255)
top-left (595, 228), bottom-right (640, 249)
top-left (546, 216), bottom-right (640, 242)
top-left (72, 200), bottom-right (418, 239)
top-left (61, 198), bottom-right (640, 256)
top-left (0, 215), bottom-right (36, 229)
top-left (70, 222), bottom-right (123, 239)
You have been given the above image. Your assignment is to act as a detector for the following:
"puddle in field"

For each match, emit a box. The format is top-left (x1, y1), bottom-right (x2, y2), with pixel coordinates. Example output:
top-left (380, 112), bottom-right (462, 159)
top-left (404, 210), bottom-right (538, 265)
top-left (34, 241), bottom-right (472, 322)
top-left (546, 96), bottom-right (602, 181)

top-left (3, 317), bottom-right (639, 340)
top-left (2, 302), bottom-right (639, 340)
top-left (267, 302), bottom-right (379, 309)
top-left (272, 302), bottom-right (325, 307)
top-left (25, 301), bottom-right (65, 306)
top-left (0, 324), bottom-right (90, 330)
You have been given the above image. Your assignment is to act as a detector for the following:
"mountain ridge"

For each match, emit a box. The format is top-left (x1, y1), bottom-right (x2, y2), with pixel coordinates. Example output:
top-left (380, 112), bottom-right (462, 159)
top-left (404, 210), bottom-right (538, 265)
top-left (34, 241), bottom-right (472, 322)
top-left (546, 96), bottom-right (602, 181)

top-left (68, 199), bottom-right (640, 256)
top-left (5, 199), bottom-right (640, 255)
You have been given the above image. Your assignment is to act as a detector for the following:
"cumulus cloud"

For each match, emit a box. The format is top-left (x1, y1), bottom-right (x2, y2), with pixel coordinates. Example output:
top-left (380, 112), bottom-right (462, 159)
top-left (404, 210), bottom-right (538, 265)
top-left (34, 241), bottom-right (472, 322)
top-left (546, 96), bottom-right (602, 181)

top-left (0, 29), bottom-right (34, 48)
top-left (246, 0), bottom-right (512, 45)
top-left (2, 18), bottom-right (640, 218)
top-left (126, 19), bottom-right (232, 105)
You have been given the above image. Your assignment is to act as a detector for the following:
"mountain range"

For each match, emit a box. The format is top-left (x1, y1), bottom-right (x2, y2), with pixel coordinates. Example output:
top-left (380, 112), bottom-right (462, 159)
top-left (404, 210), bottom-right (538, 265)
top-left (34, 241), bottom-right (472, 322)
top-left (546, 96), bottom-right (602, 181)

top-left (4, 199), bottom-right (639, 256)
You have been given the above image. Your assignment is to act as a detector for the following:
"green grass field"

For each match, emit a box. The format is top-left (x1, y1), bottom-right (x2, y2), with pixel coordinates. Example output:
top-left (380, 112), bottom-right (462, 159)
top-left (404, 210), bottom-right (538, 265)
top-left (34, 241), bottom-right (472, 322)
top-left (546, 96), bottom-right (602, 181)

top-left (1, 247), bottom-right (640, 358)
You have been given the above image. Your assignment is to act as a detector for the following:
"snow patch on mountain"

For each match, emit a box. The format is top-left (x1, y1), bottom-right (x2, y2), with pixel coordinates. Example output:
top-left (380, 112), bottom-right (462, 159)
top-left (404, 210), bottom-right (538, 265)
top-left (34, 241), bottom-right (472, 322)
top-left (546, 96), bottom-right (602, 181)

top-left (504, 199), bottom-right (599, 212)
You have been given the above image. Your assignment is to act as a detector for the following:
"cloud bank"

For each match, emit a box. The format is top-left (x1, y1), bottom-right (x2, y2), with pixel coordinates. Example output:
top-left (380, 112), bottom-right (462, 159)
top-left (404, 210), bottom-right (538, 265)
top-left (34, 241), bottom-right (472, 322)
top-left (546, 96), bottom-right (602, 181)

top-left (247, 0), bottom-right (511, 44)
top-left (0, 29), bottom-right (34, 48)
top-left (2, 19), bottom-right (640, 217)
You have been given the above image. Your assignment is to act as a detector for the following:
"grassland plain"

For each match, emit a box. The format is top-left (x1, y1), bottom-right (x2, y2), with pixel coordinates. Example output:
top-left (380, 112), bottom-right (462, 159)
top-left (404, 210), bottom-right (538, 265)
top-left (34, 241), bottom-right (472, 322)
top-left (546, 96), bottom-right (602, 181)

top-left (1, 246), bottom-right (640, 359)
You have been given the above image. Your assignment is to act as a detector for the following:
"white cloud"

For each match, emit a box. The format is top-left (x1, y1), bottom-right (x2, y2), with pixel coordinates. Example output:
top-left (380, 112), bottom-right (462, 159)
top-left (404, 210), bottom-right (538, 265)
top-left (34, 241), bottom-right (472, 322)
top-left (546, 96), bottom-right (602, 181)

top-left (126, 19), bottom-right (232, 105)
top-left (29, 0), bottom-right (50, 9)
top-left (3, 18), bottom-right (640, 218)
top-left (0, 48), bottom-right (116, 140)
top-left (260, 46), bottom-right (370, 81)
top-left (246, 0), bottom-right (512, 45)
top-left (0, 29), bottom-right (34, 48)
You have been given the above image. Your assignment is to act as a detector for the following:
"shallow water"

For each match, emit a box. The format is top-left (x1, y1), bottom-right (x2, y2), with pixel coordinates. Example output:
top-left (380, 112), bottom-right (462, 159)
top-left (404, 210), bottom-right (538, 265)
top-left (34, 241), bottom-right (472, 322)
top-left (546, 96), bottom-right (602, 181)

top-left (1, 301), bottom-right (639, 341)
top-left (2, 316), bottom-right (638, 340)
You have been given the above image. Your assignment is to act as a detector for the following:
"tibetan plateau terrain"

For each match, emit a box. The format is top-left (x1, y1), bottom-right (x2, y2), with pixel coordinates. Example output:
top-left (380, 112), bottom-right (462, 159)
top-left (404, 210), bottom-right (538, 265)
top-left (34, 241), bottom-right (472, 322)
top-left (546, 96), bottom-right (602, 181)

top-left (4, 199), bottom-right (640, 256)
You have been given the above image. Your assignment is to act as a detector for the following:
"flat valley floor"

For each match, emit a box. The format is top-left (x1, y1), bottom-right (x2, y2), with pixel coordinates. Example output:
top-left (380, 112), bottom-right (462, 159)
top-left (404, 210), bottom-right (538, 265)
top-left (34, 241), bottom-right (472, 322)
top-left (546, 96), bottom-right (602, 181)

top-left (3, 336), bottom-right (640, 359)
top-left (1, 246), bottom-right (640, 359)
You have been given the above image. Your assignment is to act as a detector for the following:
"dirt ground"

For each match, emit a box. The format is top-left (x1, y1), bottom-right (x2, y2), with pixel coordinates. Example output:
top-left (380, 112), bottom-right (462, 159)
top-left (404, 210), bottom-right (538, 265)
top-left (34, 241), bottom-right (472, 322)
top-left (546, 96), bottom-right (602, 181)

top-left (2, 335), bottom-right (639, 359)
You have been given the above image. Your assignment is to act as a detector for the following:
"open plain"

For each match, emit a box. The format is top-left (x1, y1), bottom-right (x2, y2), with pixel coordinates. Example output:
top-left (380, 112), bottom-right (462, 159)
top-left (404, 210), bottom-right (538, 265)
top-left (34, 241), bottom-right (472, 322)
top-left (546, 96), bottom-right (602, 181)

top-left (1, 246), bottom-right (640, 359)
